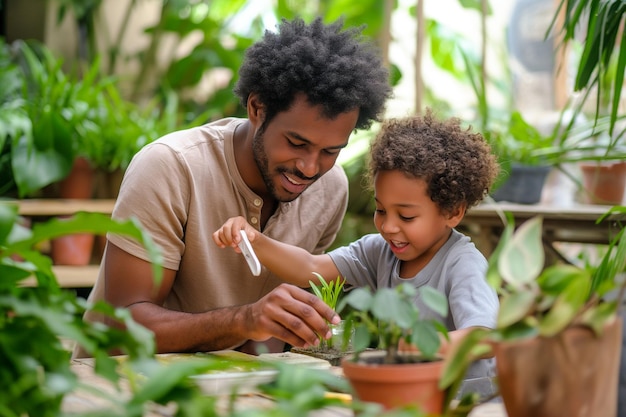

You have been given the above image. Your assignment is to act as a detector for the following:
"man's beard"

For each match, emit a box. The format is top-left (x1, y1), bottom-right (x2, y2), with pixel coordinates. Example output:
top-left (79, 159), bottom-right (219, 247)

top-left (252, 128), bottom-right (296, 203)
top-left (251, 129), bottom-right (320, 203)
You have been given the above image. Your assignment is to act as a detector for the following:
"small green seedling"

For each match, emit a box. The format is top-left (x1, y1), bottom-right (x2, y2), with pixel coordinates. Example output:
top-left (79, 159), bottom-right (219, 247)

top-left (309, 273), bottom-right (347, 350)
top-left (309, 272), bottom-right (345, 311)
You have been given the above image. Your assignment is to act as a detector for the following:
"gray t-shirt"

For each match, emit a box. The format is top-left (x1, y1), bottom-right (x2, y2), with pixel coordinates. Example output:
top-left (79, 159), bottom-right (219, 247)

top-left (329, 229), bottom-right (498, 379)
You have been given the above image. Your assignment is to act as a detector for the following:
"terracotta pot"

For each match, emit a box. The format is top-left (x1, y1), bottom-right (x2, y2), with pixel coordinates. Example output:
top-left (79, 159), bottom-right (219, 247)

top-left (52, 157), bottom-right (96, 265)
top-left (579, 161), bottom-right (626, 205)
top-left (58, 157), bottom-right (95, 199)
top-left (341, 350), bottom-right (445, 413)
top-left (50, 233), bottom-right (95, 265)
top-left (493, 317), bottom-right (622, 417)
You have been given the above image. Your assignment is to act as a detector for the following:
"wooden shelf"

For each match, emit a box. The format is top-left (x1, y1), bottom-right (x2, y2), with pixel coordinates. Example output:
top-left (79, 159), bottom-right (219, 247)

top-left (14, 199), bottom-right (115, 288)
top-left (17, 198), bottom-right (115, 216)
top-left (22, 265), bottom-right (100, 288)
top-left (460, 202), bottom-right (626, 262)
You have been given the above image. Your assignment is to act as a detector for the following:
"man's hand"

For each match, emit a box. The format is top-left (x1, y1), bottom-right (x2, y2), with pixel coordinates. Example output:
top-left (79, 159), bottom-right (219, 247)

top-left (242, 283), bottom-right (341, 348)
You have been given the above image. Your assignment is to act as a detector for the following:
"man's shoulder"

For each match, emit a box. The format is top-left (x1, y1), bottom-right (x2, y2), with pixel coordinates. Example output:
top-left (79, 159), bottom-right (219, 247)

top-left (151, 117), bottom-right (242, 149)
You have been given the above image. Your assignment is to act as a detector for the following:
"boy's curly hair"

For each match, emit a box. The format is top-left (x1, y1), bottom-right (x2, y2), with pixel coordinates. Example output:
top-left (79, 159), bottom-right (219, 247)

top-left (234, 17), bottom-right (392, 130)
top-left (368, 109), bottom-right (500, 214)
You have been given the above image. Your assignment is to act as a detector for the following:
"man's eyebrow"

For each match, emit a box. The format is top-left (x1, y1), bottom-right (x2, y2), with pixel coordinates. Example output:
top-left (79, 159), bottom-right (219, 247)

top-left (288, 131), bottom-right (349, 150)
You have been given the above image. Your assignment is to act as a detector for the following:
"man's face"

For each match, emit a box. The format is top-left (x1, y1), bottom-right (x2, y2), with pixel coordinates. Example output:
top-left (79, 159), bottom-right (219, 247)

top-left (252, 95), bottom-right (359, 202)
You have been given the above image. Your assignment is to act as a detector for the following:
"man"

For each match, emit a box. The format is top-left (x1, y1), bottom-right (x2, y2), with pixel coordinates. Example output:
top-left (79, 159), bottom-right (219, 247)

top-left (74, 17), bottom-right (391, 357)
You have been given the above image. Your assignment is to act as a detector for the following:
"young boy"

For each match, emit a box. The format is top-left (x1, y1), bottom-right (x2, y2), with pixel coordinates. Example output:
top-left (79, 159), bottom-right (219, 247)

top-left (213, 110), bottom-right (500, 379)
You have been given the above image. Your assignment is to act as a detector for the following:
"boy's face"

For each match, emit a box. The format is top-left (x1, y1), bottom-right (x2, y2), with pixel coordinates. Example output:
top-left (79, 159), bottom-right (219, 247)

top-left (252, 94), bottom-right (357, 202)
top-left (373, 170), bottom-right (464, 277)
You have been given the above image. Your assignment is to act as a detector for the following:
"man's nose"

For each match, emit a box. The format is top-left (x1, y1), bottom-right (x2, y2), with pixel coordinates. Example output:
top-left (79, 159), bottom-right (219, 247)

top-left (296, 154), bottom-right (320, 179)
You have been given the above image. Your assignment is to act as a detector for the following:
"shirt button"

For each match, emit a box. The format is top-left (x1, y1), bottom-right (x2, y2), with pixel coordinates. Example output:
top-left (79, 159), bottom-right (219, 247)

top-left (250, 217), bottom-right (258, 225)
top-left (253, 199), bottom-right (262, 207)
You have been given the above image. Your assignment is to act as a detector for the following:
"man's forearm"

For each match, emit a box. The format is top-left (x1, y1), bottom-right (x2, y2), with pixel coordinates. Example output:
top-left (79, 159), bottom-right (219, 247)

top-left (128, 302), bottom-right (249, 353)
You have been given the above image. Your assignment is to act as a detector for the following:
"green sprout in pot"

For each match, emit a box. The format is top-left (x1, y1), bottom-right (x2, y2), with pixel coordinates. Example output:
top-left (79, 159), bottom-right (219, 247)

top-left (338, 283), bottom-right (449, 365)
top-left (309, 272), bottom-right (346, 349)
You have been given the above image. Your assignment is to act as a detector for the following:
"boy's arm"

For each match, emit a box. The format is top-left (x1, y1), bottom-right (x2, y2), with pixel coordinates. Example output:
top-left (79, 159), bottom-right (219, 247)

top-left (213, 216), bottom-right (341, 286)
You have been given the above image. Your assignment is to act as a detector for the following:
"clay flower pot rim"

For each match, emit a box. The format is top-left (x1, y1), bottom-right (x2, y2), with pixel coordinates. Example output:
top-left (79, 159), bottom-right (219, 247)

top-left (493, 317), bottom-right (621, 347)
top-left (342, 350), bottom-right (444, 367)
top-left (579, 160), bottom-right (626, 168)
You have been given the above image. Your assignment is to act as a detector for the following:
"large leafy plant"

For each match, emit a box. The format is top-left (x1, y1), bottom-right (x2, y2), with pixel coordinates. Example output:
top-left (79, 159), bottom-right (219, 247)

top-left (338, 283), bottom-right (449, 365)
top-left (0, 201), bottom-right (163, 415)
top-left (441, 207), bottom-right (626, 389)
top-left (550, 0), bottom-right (625, 134)
top-left (4, 39), bottom-right (113, 197)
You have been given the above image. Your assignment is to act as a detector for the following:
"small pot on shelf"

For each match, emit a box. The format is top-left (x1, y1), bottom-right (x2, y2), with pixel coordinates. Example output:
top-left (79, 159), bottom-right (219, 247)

top-left (579, 161), bottom-right (626, 205)
top-left (50, 157), bottom-right (96, 266)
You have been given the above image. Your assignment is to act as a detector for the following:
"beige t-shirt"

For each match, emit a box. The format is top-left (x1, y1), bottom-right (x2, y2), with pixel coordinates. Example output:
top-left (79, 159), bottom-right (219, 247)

top-left (79, 118), bottom-right (348, 350)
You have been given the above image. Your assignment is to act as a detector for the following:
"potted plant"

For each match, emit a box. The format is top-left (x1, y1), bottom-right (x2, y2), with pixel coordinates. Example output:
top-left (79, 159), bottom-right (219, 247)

top-left (457, 44), bottom-right (555, 204)
top-left (337, 282), bottom-right (453, 414)
top-left (442, 209), bottom-right (626, 417)
top-left (486, 111), bottom-right (555, 204)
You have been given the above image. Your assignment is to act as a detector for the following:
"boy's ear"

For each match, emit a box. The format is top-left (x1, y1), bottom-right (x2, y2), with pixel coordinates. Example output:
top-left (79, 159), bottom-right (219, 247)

top-left (247, 93), bottom-right (265, 125)
top-left (446, 203), bottom-right (467, 228)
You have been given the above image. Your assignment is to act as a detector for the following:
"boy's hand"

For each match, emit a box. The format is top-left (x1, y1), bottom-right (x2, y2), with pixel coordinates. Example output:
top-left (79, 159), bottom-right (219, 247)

top-left (212, 216), bottom-right (257, 252)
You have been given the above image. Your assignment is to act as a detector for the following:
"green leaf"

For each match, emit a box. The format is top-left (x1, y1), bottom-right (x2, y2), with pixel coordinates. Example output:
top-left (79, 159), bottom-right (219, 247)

top-left (498, 216), bottom-right (544, 288)
top-left (127, 358), bottom-right (212, 406)
top-left (440, 327), bottom-right (491, 390)
top-left (12, 212), bottom-right (163, 286)
top-left (497, 291), bottom-right (536, 328)
top-left (338, 287), bottom-right (372, 313)
top-left (411, 321), bottom-right (440, 359)
top-left (352, 323), bottom-right (372, 353)
top-left (579, 302), bottom-right (619, 335)
top-left (0, 202), bottom-right (18, 244)
top-left (419, 286), bottom-right (448, 317)
top-left (536, 264), bottom-right (589, 296)
top-left (11, 133), bottom-right (73, 198)
top-left (539, 271), bottom-right (591, 336)
top-left (497, 320), bottom-right (539, 340)
top-left (372, 288), bottom-right (415, 329)
top-left (485, 216), bottom-right (514, 289)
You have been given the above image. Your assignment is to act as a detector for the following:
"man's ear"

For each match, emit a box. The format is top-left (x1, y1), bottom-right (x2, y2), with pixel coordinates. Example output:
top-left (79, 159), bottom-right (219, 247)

top-left (247, 93), bottom-right (265, 125)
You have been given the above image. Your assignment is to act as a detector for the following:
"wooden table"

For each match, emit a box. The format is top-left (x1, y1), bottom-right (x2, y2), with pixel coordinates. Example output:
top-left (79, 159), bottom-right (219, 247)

top-left (459, 201), bottom-right (625, 263)
top-left (64, 354), bottom-right (507, 416)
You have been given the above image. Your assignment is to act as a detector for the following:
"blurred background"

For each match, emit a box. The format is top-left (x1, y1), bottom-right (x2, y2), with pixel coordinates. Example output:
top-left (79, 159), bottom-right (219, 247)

top-left (1, 0), bottom-right (624, 248)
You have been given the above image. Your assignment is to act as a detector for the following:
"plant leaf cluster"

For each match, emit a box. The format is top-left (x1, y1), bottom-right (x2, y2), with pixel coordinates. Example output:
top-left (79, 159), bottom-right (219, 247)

top-left (309, 272), bottom-right (345, 311)
top-left (338, 283), bottom-right (449, 364)
top-left (441, 207), bottom-right (626, 390)
top-left (550, 0), bottom-right (626, 134)
top-left (0, 38), bottom-right (210, 198)
top-left (0, 200), bottom-right (165, 416)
